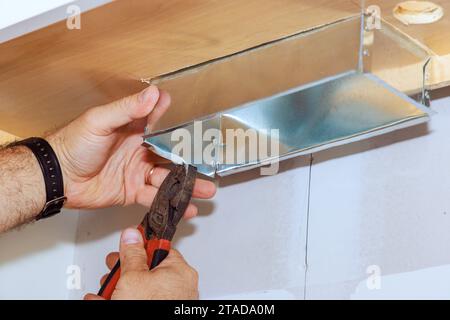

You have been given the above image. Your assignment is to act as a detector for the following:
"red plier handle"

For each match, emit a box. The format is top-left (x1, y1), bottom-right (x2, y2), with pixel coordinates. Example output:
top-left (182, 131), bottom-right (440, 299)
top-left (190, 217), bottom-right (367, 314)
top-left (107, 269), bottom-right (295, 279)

top-left (97, 165), bottom-right (196, 300)
top-left (98, 225), bottom-right (171, 300)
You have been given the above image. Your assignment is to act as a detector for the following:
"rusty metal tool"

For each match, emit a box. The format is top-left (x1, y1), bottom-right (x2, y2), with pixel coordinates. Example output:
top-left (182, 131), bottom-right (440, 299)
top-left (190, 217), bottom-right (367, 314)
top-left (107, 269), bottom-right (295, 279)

top-left (98, 165), bottom-right (197, 300)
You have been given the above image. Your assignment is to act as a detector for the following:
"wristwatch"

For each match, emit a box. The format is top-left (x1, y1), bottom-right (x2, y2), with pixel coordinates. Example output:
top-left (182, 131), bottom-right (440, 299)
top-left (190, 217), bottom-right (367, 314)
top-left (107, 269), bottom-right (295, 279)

top-left (12, 137), bottom-right (66, 220)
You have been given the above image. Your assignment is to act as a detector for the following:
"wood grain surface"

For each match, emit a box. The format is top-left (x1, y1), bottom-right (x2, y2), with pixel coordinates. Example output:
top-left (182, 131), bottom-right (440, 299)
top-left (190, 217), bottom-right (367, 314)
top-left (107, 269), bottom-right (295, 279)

top-left (370, 0), bottom-right (450, 89)
top-left (0, 0), bottom-right (448, 137)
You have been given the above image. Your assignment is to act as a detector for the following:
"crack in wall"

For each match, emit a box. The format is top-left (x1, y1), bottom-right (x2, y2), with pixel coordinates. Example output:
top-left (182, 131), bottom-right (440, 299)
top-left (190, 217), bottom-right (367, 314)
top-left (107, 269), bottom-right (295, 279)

top-left (303, 154), bottom-right (314, 300)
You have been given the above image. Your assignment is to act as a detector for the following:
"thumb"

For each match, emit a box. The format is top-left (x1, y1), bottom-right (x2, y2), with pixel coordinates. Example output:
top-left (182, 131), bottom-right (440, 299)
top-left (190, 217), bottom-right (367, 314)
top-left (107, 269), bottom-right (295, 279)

top-left (84, 293), bottom-right (105, 300)
top-left (154, 249), bottom-right (190, 270)
top-left (119, 228), bottom-right (148, 274)
top-left (85, 85), bottom-right (160, 135)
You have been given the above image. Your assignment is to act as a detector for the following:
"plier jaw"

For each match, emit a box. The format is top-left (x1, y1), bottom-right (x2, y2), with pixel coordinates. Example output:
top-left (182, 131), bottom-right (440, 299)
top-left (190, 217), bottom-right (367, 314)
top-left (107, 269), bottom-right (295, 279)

top-left (143, 164), bottom-right (197, 241)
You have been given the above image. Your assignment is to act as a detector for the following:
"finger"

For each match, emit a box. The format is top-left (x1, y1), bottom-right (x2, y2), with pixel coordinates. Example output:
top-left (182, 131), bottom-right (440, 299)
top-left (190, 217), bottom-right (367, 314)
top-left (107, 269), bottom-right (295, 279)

top-left (147, 166), bottom-right (217, 199)
top-left (84, 86), bottom-right (160, 135)
top-left (135, 185), bottom-right (198, 218)
top-left (119, 228), bottom-right (148, 274)
top-left (193, 179), bottom-right (217, 199)
top-left (84, 293), bottom-right (105, 301)
top-left (105, 252), bottom-right (119, 270)
top-left (184, 203), bottom-right (198, 219)
top-left (135, 184), bottom-right (158, 207)
top-left (147, 90), bottom-right (171, 132)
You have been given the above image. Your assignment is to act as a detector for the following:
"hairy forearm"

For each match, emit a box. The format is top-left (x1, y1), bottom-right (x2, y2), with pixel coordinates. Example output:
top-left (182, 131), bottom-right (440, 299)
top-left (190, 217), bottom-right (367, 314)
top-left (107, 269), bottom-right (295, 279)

top-left (0, 144), bottom-right (46, 232)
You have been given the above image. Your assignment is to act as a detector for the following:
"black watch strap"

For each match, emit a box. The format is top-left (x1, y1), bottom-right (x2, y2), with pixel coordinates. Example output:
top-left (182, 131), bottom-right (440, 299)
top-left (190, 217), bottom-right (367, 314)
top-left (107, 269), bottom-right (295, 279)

top-left (13, 137), bottom-right (66, 220)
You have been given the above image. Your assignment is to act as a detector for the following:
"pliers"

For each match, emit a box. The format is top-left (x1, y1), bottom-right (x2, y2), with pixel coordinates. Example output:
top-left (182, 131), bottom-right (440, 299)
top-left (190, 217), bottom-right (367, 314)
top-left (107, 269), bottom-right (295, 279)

top-left (98, 165), bottom-right (197, 300)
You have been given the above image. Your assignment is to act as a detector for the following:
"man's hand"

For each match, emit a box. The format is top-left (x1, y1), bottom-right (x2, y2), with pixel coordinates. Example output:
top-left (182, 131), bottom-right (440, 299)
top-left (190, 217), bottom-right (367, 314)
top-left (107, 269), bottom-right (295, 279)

top-left (47, 86), bottom-right (216, 216)
top-left (85, 228), bottom-right (199, 300)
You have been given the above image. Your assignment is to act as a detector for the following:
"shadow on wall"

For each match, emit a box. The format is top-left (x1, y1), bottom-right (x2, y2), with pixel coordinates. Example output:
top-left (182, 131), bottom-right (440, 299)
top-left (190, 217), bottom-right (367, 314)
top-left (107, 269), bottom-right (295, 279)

top-left (0, 212), bottom-right (77, 267)
top-left (74, 199), bottom-right (216, 247)
top-left (432, 86), bottom-right (450, 100)
top-left (220, 122), bottom-right (431, 187)
top-left (314, 122), bottom-right (430, 165)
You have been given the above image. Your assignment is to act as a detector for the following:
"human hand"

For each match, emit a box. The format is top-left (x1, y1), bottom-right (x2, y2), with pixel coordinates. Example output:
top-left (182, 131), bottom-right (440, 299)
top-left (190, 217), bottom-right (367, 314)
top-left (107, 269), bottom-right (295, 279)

top-left (85, 228), bottom-right (199, 300)
top-left (47, 86), bottom-right (216, 216)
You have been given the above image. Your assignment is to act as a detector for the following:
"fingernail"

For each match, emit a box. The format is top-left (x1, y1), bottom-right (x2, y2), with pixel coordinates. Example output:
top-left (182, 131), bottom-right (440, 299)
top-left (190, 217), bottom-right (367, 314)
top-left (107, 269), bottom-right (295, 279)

top-left (139, 86), bottom-right (158, 104)
top-left (121, 229), bottom-right (142, 245)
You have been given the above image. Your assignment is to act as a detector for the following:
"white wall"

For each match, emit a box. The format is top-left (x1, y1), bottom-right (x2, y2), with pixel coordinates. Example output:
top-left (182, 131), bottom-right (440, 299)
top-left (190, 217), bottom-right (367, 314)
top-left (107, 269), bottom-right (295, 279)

top-left (0, 0), bottom-right (75, 30)
top-left (306, 90), bottom-right (450, 299)
top-left (0, 0), bottom-right (113, 43)
top-left (0, 210), bottom-right (78, 299)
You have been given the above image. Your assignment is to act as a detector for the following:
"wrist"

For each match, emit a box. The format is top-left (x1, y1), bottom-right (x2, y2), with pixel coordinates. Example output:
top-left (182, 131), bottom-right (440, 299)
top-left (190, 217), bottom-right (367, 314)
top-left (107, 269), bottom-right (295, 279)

top-left (47, 132), bottom-right (85, 210)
